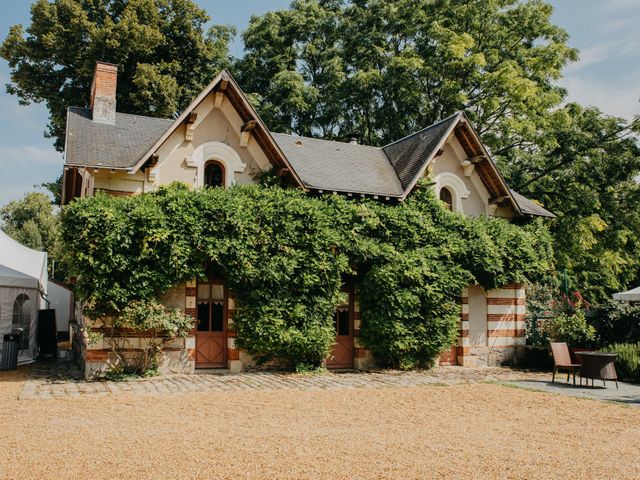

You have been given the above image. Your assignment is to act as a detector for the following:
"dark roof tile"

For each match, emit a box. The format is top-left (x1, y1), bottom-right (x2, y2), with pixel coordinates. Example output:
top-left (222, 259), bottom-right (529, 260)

top-left (65, 107), bottom-right (174, 169)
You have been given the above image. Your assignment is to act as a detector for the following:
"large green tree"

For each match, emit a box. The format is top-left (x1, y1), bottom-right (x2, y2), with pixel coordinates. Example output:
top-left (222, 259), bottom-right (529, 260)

top-left (1, 0), bottom-right (235, 151)
top-left (506, 105), bottom-right (640, 302)
top-left (237, 0), bottom-right (577, 151)
top-left (238, 0), bottom-right (640, 302)
top-left (0, 192), bottom-right (63, 277)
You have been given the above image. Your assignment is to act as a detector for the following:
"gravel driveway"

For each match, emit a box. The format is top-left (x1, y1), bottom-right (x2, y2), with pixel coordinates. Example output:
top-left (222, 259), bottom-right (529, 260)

top-left (1, 367), bottom-right (639, 480)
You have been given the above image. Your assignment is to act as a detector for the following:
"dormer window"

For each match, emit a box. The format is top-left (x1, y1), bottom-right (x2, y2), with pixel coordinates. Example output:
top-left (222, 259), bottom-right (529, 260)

top-left (439, 187), bottom-right (453, 211)
top-left (204, 161), bottom-right (225, 188)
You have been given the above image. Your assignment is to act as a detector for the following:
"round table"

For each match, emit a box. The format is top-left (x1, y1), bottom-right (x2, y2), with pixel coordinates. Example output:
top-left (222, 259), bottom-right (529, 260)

top-left (575, 352), bottom-right (618, 388)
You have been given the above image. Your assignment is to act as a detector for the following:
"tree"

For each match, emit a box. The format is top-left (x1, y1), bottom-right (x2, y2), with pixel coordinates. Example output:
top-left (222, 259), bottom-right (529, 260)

top-left (237, 0), bottom-right (577, 150)
top-left (238, 0), bottom-right (640, 303)
top-left (1, 0), bottom-right (236, 151)
top-left (507, 105), bottom-right (640, 303)
top-left (0, 192), bottom-right (61, 277)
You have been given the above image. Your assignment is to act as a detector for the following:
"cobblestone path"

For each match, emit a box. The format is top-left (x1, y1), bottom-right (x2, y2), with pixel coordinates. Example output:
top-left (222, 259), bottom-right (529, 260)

top-left (19, 359), bottom-right (549, 399)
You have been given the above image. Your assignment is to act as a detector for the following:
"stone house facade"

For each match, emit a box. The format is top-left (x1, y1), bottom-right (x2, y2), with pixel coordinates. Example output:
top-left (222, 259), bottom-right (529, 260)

top-left (63, 62), bottom-right (553, 378)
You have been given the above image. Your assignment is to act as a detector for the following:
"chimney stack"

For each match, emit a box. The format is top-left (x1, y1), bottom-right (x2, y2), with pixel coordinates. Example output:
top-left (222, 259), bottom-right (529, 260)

top-left (346, 133), bottom-right (359, 145)
top-left (90, 62), bottom-right (118, 124)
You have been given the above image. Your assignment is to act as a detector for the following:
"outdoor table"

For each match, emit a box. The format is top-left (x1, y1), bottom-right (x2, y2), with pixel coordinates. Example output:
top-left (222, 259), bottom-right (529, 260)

top-left (575, 352), bottom-right (618, 389)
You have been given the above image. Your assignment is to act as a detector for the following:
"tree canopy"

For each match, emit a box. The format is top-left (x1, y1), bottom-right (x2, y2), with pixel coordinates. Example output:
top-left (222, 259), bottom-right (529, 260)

top-left (237, 0), bottom-right (577, 153)
top-left (1, 0), bottom-right (235, 151)
top-left (0, 192), bottom-right (62, 277)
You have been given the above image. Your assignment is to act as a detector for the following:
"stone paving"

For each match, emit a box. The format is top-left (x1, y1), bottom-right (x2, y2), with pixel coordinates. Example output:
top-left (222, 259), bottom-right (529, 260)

top-left (510, 379), bottom-right (640, 406)
top-left (19, 359), bottom-right (550, 400)
top-left (17, 359), bottom-right (639, 405)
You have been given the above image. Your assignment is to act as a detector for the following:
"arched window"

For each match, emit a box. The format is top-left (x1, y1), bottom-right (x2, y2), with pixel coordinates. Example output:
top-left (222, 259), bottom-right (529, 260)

top-left (439, 187), bottom-right (453, 211)
top-left (204, 161), bottom-right (225, 188)
top-left (12, 294), bottom-right (31, 350)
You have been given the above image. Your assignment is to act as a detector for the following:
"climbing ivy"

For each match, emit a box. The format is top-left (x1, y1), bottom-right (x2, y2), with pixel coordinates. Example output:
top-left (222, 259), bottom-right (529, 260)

top-left (61, 181), bottom-right (553, 370)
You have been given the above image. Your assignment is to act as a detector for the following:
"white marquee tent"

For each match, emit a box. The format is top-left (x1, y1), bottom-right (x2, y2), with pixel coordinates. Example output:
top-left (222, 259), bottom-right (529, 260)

top-left (612, 286), bottom-right (640, 302)
top-left (0, 229), bottom-right (47, 364)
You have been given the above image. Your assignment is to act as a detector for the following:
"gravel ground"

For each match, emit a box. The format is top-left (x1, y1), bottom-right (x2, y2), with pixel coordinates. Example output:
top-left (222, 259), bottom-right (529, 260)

top-left (1, 367), bottom-right (640, 480)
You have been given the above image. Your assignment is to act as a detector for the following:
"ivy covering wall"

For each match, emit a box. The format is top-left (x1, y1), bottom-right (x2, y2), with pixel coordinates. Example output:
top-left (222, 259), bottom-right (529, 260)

top-left (61, 181), bottom-right (553, 370)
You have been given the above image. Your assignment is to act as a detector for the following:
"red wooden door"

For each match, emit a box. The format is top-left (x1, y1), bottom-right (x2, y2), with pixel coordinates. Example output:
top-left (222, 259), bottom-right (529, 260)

top-left (195, 281), bottom-right (227, 368)
top-left (327, 291), bottom-right (354, 369)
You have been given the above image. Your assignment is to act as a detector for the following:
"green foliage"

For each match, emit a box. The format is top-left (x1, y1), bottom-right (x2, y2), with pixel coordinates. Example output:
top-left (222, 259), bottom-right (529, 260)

top-left (605, 343), bottom-right (640, 381)
top-left (237, 1), bottom-right (639, 305)
top-left (0, 191), bottom-right (64, 278)
top-left (543, 309), bottom-right (596, 348)
top-left (62, 182), bottom-right (553, 370)
top-left (102, 299), bottom-right (195, 377)
top-left (509, 104), bottom-right (640, 303)
top-left (1, 0), bottom-right (235, 150)
top-left (238, 0), bottom-right (576, 150)
top-left (588, 300), bottom-right (640, 347)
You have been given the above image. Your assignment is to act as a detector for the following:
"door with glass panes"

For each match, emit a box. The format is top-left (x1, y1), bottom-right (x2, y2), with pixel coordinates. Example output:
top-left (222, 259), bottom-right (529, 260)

top-left (196, 280), bottom-right (227, 368)
top-left (326, 290), bottom-right (354, 369)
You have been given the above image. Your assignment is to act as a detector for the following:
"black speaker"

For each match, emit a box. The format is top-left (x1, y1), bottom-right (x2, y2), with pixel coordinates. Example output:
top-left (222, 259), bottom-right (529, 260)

top-left (37, 309), bottom-right (58, 358)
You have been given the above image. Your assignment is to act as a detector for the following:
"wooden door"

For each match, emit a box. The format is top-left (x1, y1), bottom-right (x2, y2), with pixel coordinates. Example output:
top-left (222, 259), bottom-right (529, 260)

top-left (327, 290), bottom-right (354, 369)
top-left (195, 281), bottom-right (227, 368)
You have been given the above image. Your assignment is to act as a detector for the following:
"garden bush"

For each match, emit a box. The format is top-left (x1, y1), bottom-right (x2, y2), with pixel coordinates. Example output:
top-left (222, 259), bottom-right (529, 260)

top-left (542, 309), bottom-right (596, 347)
top-left (100, 300), bottom-right (194, 378)
top-left (62, 181), bottom-right (554, 371)
top-left (606, 343), bottom-right (640, 381)
top-left (588, 300), bottom-right (640, 346)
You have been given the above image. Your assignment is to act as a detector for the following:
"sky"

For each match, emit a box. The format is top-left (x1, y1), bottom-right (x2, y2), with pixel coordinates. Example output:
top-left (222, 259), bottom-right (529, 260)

top-left (0, 0), bottom-right (638, 207)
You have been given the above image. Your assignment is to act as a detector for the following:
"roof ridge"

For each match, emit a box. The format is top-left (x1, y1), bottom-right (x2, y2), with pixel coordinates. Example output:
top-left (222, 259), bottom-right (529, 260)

top-left (271, 132), bottom-right (383, 149)
top-left (67, 106), bottom-right (174, 123)
top-left (382, 112), bottom-right (462, 149)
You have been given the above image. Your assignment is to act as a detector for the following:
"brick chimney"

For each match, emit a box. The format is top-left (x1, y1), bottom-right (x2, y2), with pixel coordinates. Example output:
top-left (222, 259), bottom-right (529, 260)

top-left (89, 62), bottom-right (118, 124)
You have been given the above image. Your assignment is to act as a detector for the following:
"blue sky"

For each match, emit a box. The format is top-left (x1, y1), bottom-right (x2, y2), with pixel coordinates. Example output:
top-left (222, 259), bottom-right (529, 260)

top-left (0, 0), bottom-right (638, 207)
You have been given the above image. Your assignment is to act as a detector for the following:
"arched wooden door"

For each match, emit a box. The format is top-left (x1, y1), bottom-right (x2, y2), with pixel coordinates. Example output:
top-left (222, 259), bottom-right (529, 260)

top-left (195, 280), bottom-right (228, 368)
top-left (326, 290), bottom-right (354, 369)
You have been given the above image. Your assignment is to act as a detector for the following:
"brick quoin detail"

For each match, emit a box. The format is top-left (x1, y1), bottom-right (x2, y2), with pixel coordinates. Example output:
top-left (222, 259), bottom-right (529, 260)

top-left (487, 313), bottom-right (524, 322)
top-left (228, 349), bottom-right (240, 361)
top-left (185, 287), bottom-right (196, 296)
top-left (488, 329), bottom-right (526, 337)
top-left (85, 349), bottom-right (109, 361)
top-left (354, 348), bottom-right (368, 358)
top-left (487, 297), bottom-right (525, 305)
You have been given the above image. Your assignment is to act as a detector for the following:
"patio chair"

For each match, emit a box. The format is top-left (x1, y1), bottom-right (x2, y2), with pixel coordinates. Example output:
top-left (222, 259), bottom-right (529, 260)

top-left (550, 342), bottom-right (581, 386)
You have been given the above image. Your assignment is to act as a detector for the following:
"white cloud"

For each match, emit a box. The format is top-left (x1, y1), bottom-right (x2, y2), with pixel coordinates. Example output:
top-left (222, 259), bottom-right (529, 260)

top-left (559, 68), bottom-right (640, 120)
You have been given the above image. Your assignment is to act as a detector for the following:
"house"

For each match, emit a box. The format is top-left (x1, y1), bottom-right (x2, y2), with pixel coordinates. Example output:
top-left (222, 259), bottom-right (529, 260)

top-left (63, 62), bottom-right (554, 377)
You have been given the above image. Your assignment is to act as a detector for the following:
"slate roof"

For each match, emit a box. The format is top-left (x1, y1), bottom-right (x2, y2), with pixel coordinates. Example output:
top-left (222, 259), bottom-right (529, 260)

top-left (272, 133), bottom-right (404, 197)
top-left (510, 190), bottom-right (555, 218)
top-left (64, 104), bottom-right (554, 217)
top-left (383, 113), bottom-right (460, 189)
top-left (65, 107), bottom-right (174, 169)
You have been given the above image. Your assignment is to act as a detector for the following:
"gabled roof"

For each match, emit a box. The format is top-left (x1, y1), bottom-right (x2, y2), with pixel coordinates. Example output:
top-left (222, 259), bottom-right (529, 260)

top-left (273, 133), bottom-right (403, 197)
top-left (383, 113), bottom-right (461, 190)
top-left (65, 107), bottom-right (174, 169)
top-left (510, 190), bottom-right (555, 218)
top-left (128, 69), bottom-right (306, 189)
top-left (63, 68), bottom-right (554, 217)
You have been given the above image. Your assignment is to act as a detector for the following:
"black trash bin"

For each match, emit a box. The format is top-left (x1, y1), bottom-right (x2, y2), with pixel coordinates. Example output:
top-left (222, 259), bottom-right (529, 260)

top-left (1, 333), bottom-right (20, 371)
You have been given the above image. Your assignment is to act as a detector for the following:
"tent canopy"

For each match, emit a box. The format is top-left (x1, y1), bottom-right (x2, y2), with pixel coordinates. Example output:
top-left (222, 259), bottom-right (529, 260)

top-left (0, 229), bottom-right (48, 365)
top-left (0, 229), bottom-right (47, 294)
top-left (0, 264), bottom-right (39, 289)
top-left (612, 286), bottom-right (640, 302)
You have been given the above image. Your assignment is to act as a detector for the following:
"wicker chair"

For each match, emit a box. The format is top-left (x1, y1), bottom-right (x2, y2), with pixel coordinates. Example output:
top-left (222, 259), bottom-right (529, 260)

top-left (550, 342), bottom-right (581, 386)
